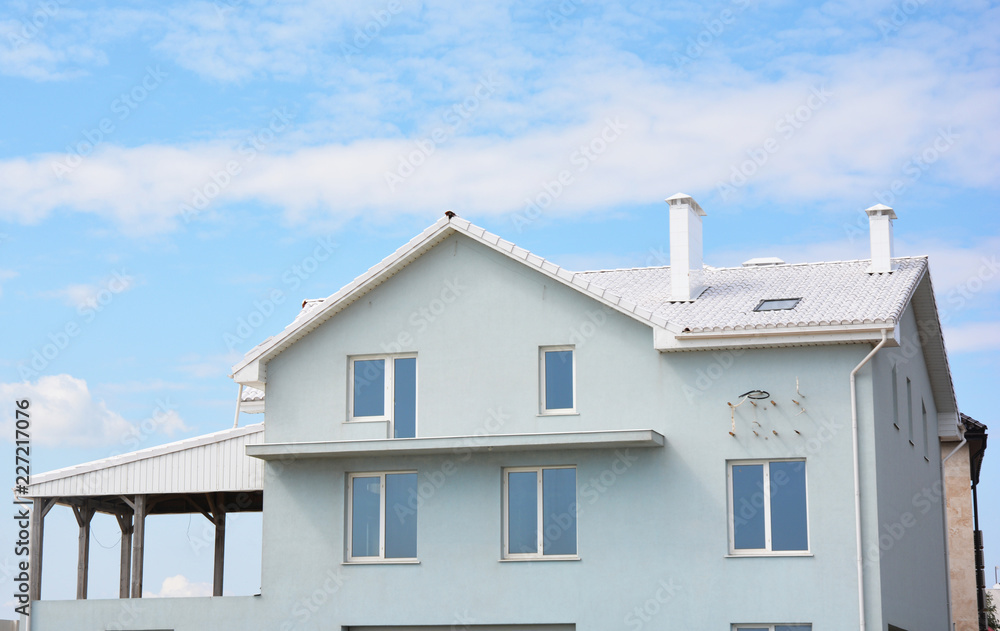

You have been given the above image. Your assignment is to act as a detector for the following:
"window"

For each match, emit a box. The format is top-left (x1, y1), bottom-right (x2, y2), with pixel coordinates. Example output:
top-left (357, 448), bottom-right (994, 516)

top-left (349, 355), bottom-right (417, 438)
top-left (503, 466), bottom-right (577, 559)
top-left (734, 626), bottom-right (811, 631)
top-left (728, 460), bottom-right (809, 554)
top-left (922, 400), bottom-right (929, 459)
top-left (540, 346), bottom-right (575, 414)
top-left (347, 472), bottom-right (417, 561)
top-left (754, 298), bottom-right (801, 312)
top-left (891, 364), bottom-right (899, 430)
top-left (906, 377), bottom-right (913, 445)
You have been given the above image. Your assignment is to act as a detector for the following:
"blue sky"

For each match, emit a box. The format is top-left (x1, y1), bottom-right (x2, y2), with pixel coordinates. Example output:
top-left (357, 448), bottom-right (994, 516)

top-left (0, 0), bottom-right (998, 606)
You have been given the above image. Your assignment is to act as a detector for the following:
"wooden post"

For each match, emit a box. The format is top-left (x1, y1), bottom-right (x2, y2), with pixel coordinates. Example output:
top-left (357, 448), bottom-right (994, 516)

top-left (208, 493), bottom-right (226, 597)
top-left (130, 495), bottom-right (146, 598)
top-left (72, 504), bottom-right (95, 599)
top-left (115, 513), bottom-right (133, 599)
top-left (29, 498), bottom-right (55, 602)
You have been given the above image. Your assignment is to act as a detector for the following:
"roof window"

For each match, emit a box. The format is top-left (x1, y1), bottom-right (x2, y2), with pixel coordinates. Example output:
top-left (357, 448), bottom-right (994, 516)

top-left (754, 298), bottom-right (801, 312)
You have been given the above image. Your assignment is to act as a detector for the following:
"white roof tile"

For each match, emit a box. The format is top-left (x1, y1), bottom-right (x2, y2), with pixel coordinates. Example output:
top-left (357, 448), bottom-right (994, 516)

top-left (576, 257), bottom-right (927, 333)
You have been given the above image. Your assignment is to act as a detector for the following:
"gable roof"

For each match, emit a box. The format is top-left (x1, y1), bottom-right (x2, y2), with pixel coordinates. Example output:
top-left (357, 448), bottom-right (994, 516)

top-left (230, 215), bottom-right (674, 386)
top-left (229, 214), bottom-right (958, 435)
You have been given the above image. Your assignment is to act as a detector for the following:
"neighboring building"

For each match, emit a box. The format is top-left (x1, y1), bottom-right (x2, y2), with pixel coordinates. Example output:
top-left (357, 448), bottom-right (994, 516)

top-left (27, 197), bottom-right (985, 630)
top-left (944, 414), bottom-right (991, 631)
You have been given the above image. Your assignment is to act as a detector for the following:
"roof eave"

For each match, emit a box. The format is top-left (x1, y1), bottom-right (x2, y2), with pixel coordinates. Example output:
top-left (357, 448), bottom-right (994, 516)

top-left (230, 216), bottom-right (671, 386)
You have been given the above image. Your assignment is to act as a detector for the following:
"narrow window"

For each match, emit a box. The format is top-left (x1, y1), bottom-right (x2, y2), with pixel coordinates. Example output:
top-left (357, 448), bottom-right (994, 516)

top-left (504, 466), bottom-right (577, 559)
top-left (348, 472), bottom-right (418, 561)
top-left (349, 355), bottom-right (417, 438)
top-left (906, 378), bottom-right (913, 445)
top-left (540, 346), bottom-right (575, 413)
top-left (921, 400), bottom-right (929, 459)
top-left (891, 364), bottom-right (899, 430)
top-left (729, 460), bottom-right (809, 554)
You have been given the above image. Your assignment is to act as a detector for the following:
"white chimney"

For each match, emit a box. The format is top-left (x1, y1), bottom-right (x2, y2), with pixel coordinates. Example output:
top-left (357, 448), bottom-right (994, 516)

top-left (666, 193), bottom-right (707, 301)
top-left (865, 204), bottom-right (897, 273)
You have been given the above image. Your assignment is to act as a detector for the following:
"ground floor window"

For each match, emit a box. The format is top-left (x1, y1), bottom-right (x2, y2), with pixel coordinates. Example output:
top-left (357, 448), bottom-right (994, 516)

top-left (348, 471), bottom-right (418, 561)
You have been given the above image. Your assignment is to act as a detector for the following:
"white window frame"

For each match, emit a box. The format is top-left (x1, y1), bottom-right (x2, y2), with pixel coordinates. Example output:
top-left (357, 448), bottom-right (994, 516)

top-left (502, 465), bottom-right (578, 560)
top-left (346, 471), bottom-right (418, 563)
top-left (539, 345), bottom-right (576, 415)
top-left (348, 354), bottom-right (418, 437)
top-left (732, 625), bottom-right (812, 631)
top-left (727, 459), bottom-right (810, 556)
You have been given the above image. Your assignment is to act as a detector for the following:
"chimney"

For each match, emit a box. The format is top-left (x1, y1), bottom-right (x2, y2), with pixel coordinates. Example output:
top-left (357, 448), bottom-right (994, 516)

top-left (865, 204), bottom-right (897, 273)
top-left (666, 193), bottom-right (707, 301)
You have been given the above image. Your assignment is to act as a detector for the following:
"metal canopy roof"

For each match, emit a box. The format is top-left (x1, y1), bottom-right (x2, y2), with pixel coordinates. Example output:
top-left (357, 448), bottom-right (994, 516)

top-left (27, 423), bottom-right (264, 501)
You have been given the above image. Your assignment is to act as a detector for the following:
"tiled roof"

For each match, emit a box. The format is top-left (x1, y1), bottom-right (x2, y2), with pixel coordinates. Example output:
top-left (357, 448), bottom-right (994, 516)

top-left (576, 257), bottom-right (927, 333)
top-left (241, 386), bottom-right (265, 402)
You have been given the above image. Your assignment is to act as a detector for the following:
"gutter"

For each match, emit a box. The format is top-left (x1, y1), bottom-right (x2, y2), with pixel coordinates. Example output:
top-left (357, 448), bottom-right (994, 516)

top-left (850, 329), bottom-right (889, 631)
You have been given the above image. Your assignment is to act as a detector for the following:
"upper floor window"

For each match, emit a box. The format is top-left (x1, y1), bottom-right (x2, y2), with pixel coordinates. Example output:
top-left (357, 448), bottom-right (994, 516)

top-left (728, 460), bottom-right (809, 555)
top-left (540, 346), bottom-right (575, 414)
top-left (350, 354), bottom-right (416, 438)
top-left (347, 471), bottom-right (418, 562)
top-left (503, 466), bottom-right (577, 559)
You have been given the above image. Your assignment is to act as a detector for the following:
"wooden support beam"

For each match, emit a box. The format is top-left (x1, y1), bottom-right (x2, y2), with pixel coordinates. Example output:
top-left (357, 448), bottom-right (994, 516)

top-left (130, 495), bottom-right (147, 598)
top-left (115, 513), bottom-right (133, 599)
top-left (28, 498), bottom-right (55, 602)
top-left (211, 493), bottom-right (226, 597)
top-left (72, 504), bottom-right (95, 600)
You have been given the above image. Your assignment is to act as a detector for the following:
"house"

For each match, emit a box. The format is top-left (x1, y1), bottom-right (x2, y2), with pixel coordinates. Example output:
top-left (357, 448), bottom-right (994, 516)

top-left (27, 195), bottom-right (987, 630)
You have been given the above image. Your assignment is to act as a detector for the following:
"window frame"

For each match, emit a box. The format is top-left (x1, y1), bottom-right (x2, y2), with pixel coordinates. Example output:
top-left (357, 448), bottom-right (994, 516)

top-left (906, 377), bottom-right (914, 446)
top-left (753, 297), bottom-right (802, 312)
top-left (502, 465), bottom-right (579, 560)
top-left (733, 625), bottom-right (812, 631)
top-left (539, 345), bottom-right (576, 415)
top-left (348, 353), bottom-right (418, 438)
top-left (346, 471), bottom-right (419, 563)
top-left (727, 459), bottom-right (810, 556)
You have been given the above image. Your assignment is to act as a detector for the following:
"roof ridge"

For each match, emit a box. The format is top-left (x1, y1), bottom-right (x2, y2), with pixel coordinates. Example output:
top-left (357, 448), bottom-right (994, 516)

top-left (578, 256), bottom-right (929, 274)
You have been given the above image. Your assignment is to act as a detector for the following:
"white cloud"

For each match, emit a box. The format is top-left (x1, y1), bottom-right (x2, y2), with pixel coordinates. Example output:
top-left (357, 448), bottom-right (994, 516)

top-left (0, 374), bottom-right (135, 446)
top-left (41, 270), bottom-right (137, 308)
top-left (177, 352), bottom-right (243, 379)
top-left (143, 574), bottom-right (212, 599)
top-left (943, 321), bottom-right (1000, 353)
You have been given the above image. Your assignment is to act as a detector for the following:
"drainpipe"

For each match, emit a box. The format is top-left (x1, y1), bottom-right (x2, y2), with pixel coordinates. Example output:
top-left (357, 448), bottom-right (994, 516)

top-left (851, 329), bottom-right (889, 631)
top-left (233, 384), bottom-right (244, 428)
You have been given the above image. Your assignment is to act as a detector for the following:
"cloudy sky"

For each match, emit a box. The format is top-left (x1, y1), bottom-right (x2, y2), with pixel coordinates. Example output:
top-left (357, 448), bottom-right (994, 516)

top-left (0, 0), bottom-right (998, 605)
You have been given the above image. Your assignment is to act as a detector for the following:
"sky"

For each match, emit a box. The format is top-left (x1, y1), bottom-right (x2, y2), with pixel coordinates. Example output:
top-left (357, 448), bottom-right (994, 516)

top-left (0, 0), bottom-right (998, 611)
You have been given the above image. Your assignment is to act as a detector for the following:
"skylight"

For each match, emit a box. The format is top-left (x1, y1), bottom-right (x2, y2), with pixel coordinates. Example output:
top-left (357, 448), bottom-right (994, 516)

top-left (755, 298), bottom-right (801, 312)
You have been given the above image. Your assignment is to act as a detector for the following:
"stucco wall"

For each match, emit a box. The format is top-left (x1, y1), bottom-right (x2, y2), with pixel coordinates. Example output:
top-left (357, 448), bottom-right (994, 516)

top-left (870, 303), bottom-right (951, 631)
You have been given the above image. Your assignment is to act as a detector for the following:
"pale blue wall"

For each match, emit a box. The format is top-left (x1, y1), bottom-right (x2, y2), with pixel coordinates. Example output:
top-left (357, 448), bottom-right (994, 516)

top-left (33, 234), bottom-right (951, 630)
top-left (869, 303), bottom-right (950, 631)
